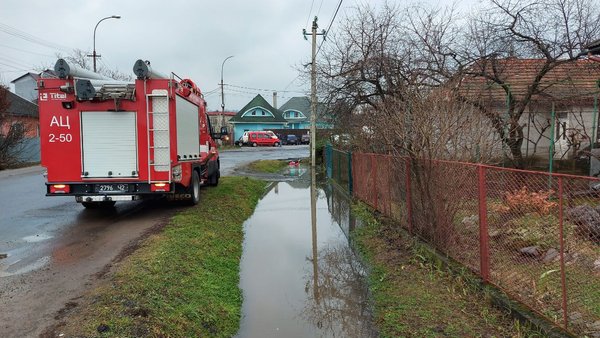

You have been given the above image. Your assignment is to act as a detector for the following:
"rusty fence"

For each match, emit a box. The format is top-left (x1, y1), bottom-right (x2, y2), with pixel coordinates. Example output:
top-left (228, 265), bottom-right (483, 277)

top-left (325, 145), bottom-right (600, 336)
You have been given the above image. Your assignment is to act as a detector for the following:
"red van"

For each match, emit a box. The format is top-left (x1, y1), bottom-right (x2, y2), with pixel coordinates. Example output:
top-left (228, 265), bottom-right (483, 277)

top-left (244, 131), bottom-right (281, 147)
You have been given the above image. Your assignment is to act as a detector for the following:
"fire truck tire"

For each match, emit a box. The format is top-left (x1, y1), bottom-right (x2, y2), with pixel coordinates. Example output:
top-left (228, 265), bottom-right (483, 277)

top-left (82, 201), bottom-right (116, 209)
top-left (252, 142), bottom-right (258, 147)
top-left (274, 142), bottom-right (280, 147)
top-left (187, 170), bottom-right (201, 205)
top-left (209, 169), bottom-right (220, 186)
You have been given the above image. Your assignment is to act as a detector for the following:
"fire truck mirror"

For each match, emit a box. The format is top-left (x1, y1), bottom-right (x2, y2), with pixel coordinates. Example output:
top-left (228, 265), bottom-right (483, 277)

top-left (211, 128), bottom-right (222, 140)
top-left (220, 126), bottom-right (229, 135)
top-left (75, 79), bottom-right (96, 101)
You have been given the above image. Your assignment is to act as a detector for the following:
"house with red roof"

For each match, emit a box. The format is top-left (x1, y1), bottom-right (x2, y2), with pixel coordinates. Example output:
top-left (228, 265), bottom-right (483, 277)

top-left (457, 58), bottom-right (600, 161)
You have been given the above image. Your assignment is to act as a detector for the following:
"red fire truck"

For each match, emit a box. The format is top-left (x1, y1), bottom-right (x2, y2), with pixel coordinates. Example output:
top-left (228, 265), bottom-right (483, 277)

top-left (38, 59), bottom-right (224, 208)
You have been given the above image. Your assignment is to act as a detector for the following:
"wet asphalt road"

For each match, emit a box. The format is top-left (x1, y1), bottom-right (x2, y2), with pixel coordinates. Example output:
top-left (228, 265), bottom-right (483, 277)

top-left (219, 144), bottom-right (309, 175)
top-left (0, 145), bottom-right (308, 338)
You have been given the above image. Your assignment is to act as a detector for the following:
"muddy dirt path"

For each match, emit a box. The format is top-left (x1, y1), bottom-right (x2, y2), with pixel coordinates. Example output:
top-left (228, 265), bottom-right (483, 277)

top-left (0, 201), bottom-right (179, 337)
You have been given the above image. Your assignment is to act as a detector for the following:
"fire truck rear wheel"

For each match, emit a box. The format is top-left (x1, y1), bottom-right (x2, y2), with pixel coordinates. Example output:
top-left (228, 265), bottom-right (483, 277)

top-left (252, 142), bottom-right (258, 147)
top-left (188, 170), bottom-right (201, 205)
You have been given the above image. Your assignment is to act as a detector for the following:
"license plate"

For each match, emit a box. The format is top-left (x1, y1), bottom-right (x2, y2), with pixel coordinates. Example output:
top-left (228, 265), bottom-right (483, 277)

top-left (95, 183), bottom-right (128, 193)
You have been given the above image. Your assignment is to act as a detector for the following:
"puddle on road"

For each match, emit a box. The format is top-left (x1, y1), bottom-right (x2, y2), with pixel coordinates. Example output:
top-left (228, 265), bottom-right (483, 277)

top-left (0, 255), bottom-right (50, 277)
top-left (22, 233), bottom-right (53, 243)
top-left (237, 170), bottom-right (376, 337)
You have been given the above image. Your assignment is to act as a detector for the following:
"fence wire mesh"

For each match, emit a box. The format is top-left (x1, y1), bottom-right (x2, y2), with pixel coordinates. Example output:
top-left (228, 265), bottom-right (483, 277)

top-left (326, 147), bottom-right (600, 336)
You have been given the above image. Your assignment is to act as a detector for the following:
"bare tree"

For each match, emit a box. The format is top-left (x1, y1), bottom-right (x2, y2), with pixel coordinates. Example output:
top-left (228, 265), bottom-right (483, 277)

top-left (452, 0), bottom-right (600, 168)
top-left (0, 85), bottom-right (27, 169)
top-left (50, 49), bottom-right (133, 81)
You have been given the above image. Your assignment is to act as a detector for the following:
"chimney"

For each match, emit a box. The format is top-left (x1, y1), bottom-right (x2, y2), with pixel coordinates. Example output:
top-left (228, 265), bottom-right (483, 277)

top-left (272, 91), bottom-right (277, 109)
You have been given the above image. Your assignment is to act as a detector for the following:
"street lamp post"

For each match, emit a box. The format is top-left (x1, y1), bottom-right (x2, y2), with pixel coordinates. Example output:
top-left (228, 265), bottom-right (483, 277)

top-left (92, 15), bottom-right (121, 73)
top-left (220, 55), bottom-right (234, 130)
top-left (220, 55), bottom-right (234, 112)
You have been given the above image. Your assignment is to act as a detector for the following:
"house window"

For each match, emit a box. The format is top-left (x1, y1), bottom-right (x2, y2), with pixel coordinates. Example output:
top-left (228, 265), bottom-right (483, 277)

top-left (251, 111), bottom-right (256, 116)
top-left (294, 112), bottom-right (298, 118)
top-left (11, 122), bottom-right (25, 137)
top-left (262, 111), bottom-right (265, 116)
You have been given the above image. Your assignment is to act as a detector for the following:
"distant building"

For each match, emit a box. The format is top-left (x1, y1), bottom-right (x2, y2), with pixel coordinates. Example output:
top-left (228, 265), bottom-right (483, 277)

top-left (10, 70), bottom-right (57, 103)
top-left (1, 90), bottom-right (39, 138)
top-left (228, 94), bottom-right (288, 140)
top-left (10, 72), bottom-right (40, 102)
top-left (279, 96), bottom-right (331, 129)
top-left (458, 58), bottom-right (600, 160)
top-left (207, 110), bottom-right (237, 131)
top-left (228, 94), bottom-right (333, 140)
top-left (1, 88), bottom-right (40, 162)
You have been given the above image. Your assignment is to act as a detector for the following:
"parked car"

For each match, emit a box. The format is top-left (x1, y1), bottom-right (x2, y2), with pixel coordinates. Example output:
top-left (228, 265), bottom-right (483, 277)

top-left (285, 134), bottom-right (298, 145)
top-left (243, 131), bottom-right (281, 147)
top-left (301, 134), bottom-right (310, 145)
top-left (235, 136), bottom-right (244, 146)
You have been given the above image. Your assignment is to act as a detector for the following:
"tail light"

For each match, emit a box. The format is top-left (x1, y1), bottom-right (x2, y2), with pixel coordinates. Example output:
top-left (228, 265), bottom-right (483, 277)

top-left (50, 184), bottom-right (70, 194)
top-left (151, 182), bottom-right (170, 192)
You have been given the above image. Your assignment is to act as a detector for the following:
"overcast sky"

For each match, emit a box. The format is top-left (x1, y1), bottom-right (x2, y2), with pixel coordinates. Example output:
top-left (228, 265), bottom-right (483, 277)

top-left (0, 0), bottom-right (476, 111)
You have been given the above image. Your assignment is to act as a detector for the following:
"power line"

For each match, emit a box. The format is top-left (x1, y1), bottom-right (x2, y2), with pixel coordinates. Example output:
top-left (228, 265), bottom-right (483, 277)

top-left (0, 55), bottom-right (32, 70)
top-left (0, 61), bottom-right (28, 71)
top-left (283, 75), bottom-right (302, 91)
top-left (224, 87), bottom-right (298, 100)
top-left (224, 83), bottom-right (305, 94)
top-left (316, 0), bottom-right (344, 56)
top-left (316, 0), bottom-right (325, 17)
top-left (305, 0), bottom-right (316, 30)
top-left (0, 43), bottom-right (55, 57)
top-left (0, 23), bottom-right (72, 52)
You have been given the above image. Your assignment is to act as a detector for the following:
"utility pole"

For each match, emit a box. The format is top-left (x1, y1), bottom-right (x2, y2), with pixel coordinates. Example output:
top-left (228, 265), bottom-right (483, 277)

top-left (304, 17), bottom-right (325, 168)
top-left (304, 17), bottom-right (326, 305)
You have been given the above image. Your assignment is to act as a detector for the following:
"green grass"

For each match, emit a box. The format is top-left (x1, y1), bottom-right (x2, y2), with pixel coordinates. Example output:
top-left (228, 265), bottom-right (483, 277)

top-left (56, 177), bottom-right (267, 337)
top-left (247, 159), bottom-right (291, 173)
top-left (352, 203), bottom-right (544, 338)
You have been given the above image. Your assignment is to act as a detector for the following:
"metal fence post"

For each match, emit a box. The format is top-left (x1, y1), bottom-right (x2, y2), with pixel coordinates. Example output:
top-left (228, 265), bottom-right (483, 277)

top-left (325, 143), bottom-right (332, 178)
top-left (372, 154), bottom-right (378, 210)
top-left (337, 150), bottom-right (342, 182)
top-left (478, 165), bottom-right (490, 282)
top-left (347, 151), bottom-right (353, 194)
top-left (405, 158), bottom-right (413, 234)
top-left (387, 156), bottom-right (392, 218)
top-left (558, 177), bottom-right (568, 330)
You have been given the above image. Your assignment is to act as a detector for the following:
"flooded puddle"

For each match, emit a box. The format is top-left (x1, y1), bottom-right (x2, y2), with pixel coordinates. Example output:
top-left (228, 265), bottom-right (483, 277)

top-left (237, 171), bottom-right (376, 337)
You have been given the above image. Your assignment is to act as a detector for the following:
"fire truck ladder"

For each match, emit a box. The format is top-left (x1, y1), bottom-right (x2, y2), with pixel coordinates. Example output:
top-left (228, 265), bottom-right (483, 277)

top-left (146, 89), bottom-right (171, 184)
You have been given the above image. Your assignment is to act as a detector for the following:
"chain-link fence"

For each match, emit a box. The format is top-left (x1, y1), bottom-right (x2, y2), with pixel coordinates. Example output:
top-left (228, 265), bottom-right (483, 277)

top-left (325, 146), bottom-right (600, 336)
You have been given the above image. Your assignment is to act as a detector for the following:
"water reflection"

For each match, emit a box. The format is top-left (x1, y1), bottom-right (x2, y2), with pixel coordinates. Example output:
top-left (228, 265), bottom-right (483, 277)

top-left (302, 243), bottom-right (375, 337)
top-left (236, 171), bottom-right (375, 337)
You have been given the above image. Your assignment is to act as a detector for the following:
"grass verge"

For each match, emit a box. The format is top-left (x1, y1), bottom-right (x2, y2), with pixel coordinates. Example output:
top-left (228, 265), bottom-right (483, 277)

top-left (247, 159), bottom-right (291, 173)
top-left (351, 203), bottom-right (545, 338)
top-left (52, 177), bottom-right (267, 337)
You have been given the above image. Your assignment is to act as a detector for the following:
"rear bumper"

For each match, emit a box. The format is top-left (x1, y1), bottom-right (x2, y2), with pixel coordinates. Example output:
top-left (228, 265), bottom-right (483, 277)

top-left (76, 195), bottom-right (139, 202)
top-left (45, 182), bottom-right (171, 196)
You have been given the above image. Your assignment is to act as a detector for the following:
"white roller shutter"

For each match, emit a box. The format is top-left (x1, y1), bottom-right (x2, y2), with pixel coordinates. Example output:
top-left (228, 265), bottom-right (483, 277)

top-left (81, 111), bottom-right (138, 178)
top-left (175, 96), bottom-right (200, 159)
